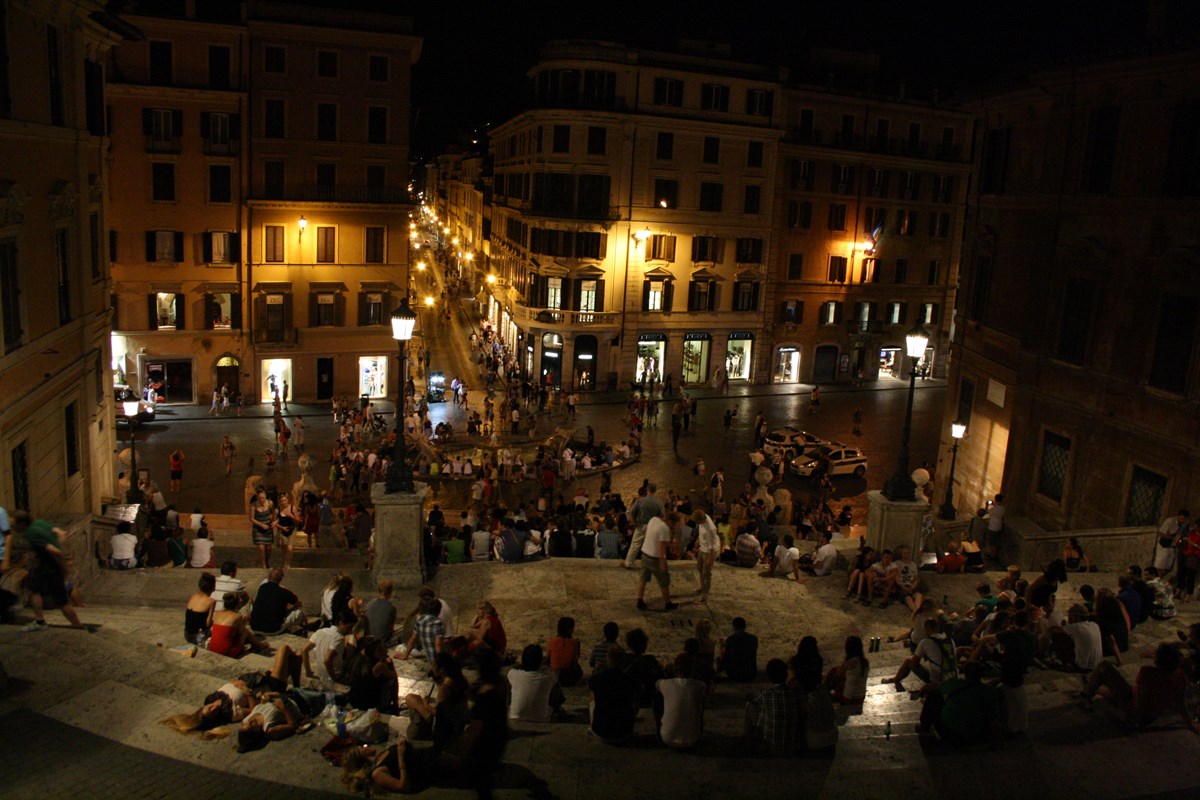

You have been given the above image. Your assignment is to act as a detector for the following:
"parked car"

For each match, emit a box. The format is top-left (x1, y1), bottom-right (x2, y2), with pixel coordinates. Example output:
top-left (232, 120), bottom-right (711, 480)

top-left (114, 384), bottom-right (156, 425)
top-left (762, 427), bottom-right (828, 460)
top-left (789, 444), bottom-right (867, 478)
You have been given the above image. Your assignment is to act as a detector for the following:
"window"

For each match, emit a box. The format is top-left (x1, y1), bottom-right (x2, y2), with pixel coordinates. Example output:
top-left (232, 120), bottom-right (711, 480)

top-left (653, 179), bottom-right (678, 209)
top-left (89, 212), bottom-right (101, 279)
top-left (1036, 430), bottom-right (1071, 502)
top-left (203, 231), bottom-right (236, 264)
top-left (264, 45), bottom-right (285, 73)
top-left (11, 441), bottom-right (29, 512)
top-left (702, 136), bottom-right (720, 164)
top-left (264, 99), bottom-right (285, 137)
top-left (941, 126), bottom-right (956, 156)
top-left (781, 299), bottom-right (803, 324)
top-left (855, 302), bottom-right (876, 324)
top-left (362, 292), bottom-right (383, 325)
top-left (981, 127), bottom-right (1010, 194)
top-left (896, 210), bottom-right (916, 236)
top-left (316, 226), bottom-right (336, 263)
top-left (316, 103), bottom-right (337, 141)
top-left (144, 108), bottom-right (181, 152)
top-left (747, 141), bottom-right (763, 168)
top-left (84, 59), bottom-right (104, 135)
top-left (208, 45), bottom-right (231, 89)
top-left (653, 77), bottom-right (683, 106)
top-left (743, 185), bottom-right (761, 214)
top-left (907, 122), bottom-right (922, 151)
top-left (579, 280), bottom-right (599, 314)
top-left (864, 207), bottom-right (887, 233)
top-left (202, 111), bottom-right (237, 154)
top-left (546, 278), bottom-right (565, 310)
top-left (576, 231), bottom-right (605, 259)
top-left (264, 161), bottom-right (285, 199)
top-left (365, 226), bottom-right (385, 263)
top-left (264, 225), bottom-right (284, 262)
top-left (699, 182), bottom-right (723, 211)
top-left (819, 301), bottom-right (843, 325)
top-left (648, 235), bottom-right (676, 262)
top-left (701, 83), bottom-right (729, 111)
top-left (935, 175), bottom-right (954, 203)
top-left (582, 70), bottom-right (616, 108)
top-left (692, 236), bottom-right (718, 263)
top-left (315, 292), bottom-right (336, 326)
top-left (787, 201), bottom-right (812, 229)
top-left (840, 114), bottom-right (855, 143)
top-left (894, 259), bottom-right (908, 283)
top-left (688, 279), bottom-right (715, 311)
top-left (1126, 467), bottom-right (1169, 527)
top-left (929, 211), bottom-right (950, 238)
top-left (867, 167), bottom-right (890, 197)
top-left (875, 118), bottom-right (890, 145)
top-left (208, 165), bottom-right (232, 204)
top-left (1148, 293), bottom-right (1198, 394)
top-left (148, 40), bottom-right (172, 85)
top-left (827, 256), bottom-right (848, 283)
top-left (655, 132), bottom-right (674, 160)
top-left (786, 253), bottom-right (804, 280)
top-left (54, 227), bottom-right (71, 324)
top-left (316, 50), bottom-right (338, 78)
top-left (207, 292), bottom-right (238, 329)
top-left (1164, 100), bottom-right (1200, 196)
top-left (586, 126), bottom-right (606, 155)
top-left (552, 124), bottom-right (570, 153)
top-left (47, 25), bottom-right (63, 125)
top-left (367, 106), bottom-right (387, 144)
top-left (369, 55), bottom-right (389, 81)
top-left (746, 88), bottom-right (773, 116)
top-left (64, 403), bottom-right (79, 476)
top-left (735, 238), bottom-right (763, 264)
top-left (146, 230), bottom-right (183, 263)
top-left (1, 238), bottom-right (21, 350)
top-left (860, 258), bottom-right (878, 283)
top-left (643, 280), bottom-right (665, 312)
top-left (920, 303), bottom-right (939, 324)
top-left (366, 165), bottom-right (386, 192)
top-left (316, 163), bottom-right (336, 198)
top-left (789, 159), bottom-right (813, 190)
top-left (832, 164), bottom-right (855, 194)
top-left (899, 171), bottom-right (921, 200)
top-left (887, 302), bottom-right (907, 325)
top-left (827, 204), bottom-right (847, 231)
top-left (926, 260), bottom-right (940, 286)
top-left (731, 281), bottom-right (758, 311)
top-left (796, 108), bottom-right (815, 140)
top-left (150, 292), bottom-right (180, 330)
top-left (1081, 106), bottom-right (1121, 194)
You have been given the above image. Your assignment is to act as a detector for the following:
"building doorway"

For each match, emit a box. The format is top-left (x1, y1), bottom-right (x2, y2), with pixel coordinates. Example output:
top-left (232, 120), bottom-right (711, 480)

top-left (540, 332), bottom-right (562, 388)
top-left (316, 357), bottom-right (334, 400)
top-left (574, 335), bottom-right (597, 390)
top-left (215, 355), bottom-right (240, 398)
top-left (774, 347), bottom-right (801, 383)
top-left (144, 359), bottom-right (194, 404)
top-left (813, 345), bottom-right (838, 383)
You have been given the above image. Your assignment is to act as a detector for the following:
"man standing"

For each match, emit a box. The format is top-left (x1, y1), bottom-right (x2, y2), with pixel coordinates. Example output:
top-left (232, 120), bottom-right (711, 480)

top-left (986, 493), bottom-right (1005, 562)
top-left (636, 511), bottom-right (680, 611)
top-left (10, 512), bottom-right (88, 632)
top-left (220, 435), bottom-right (237, 476)
top-left (282, 379), bottom-right (289, 410)
top-left (709, 467), bottom-right (725, 506)
top-left (623, 484), bottom-right (665, 569)
top-left (692, 509), bottom-right (721, 602)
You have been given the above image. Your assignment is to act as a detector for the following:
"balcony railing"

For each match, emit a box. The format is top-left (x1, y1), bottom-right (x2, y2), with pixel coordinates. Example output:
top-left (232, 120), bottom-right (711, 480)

top-left (846, 320), bottom-right (884, 335)
top-left (145, 135), bottom-right (181, 154)
top-left (203, 139), bottom-right (239, 156)
top-left (511, 303), bottom-right (620, 329)
top-left (289, 185), bottom-right (410, 204)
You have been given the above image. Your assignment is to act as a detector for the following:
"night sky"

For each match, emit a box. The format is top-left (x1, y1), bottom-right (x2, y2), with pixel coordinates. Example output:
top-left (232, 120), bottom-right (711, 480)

top-left (297, 0), bottom-right (1193, 156)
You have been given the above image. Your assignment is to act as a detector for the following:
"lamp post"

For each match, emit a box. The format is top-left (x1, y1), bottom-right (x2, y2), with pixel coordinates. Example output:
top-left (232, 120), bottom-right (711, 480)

top-left (122, 400), bottom-right (144, 504)
top-left (938, 420), bottom-right (967, 519)
top-left (386, 300), bottom-right (417, 494)
top-left (882, 321), bottom-right (930, 501)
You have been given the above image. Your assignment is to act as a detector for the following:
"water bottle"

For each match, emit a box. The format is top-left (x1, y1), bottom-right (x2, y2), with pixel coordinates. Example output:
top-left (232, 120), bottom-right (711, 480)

top-left (195, 630), bottom-right (208, 650)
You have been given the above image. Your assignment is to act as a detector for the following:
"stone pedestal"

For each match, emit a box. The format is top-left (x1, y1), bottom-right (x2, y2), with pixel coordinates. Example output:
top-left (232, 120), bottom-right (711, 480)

top-left (371, 481), bottom-right (430, 590)
top-left (866, 490), bottom-right (930, 557)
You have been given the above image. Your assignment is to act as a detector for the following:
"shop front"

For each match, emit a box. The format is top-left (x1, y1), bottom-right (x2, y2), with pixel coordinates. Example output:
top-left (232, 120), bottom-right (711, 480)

top-left (682, 333), bottom-right (710, 385)
top-left (143, 358), bottom-right (194, 404)
top-left (573, 334), bottom-right (597, 390)
top-left (636, 333), bottom-right (666, 386)
top-left (774, 346), bottom-right (801, 383)
top-left (358, 355), bottom-right (389, 399)
top-left (726, 332), bottom-right (754, 381)
top-left (260, 357), bottom-right (293, 404)
top-left (540, 332), bottom-right (563, 387)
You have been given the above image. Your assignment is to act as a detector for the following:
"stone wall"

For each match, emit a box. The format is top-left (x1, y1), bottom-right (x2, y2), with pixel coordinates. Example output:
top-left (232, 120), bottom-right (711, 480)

top-left (1009, 516), bottom-right (1157, 573)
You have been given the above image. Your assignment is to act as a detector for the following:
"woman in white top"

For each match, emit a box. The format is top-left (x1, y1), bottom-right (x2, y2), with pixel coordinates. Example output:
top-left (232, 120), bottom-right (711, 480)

top-left (825, 635), bottom-right (869, 704)
top-left (188, 528), bottom-right (216, 568)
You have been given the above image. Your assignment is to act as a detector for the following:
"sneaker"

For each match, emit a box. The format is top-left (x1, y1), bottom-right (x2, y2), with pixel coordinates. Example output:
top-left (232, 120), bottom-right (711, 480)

top-left (664, 602), bottom-right (679, 611)
top-left (22, 621), bottom-right (47, 632)
top-left (636, 600), bottom-right (648, 610)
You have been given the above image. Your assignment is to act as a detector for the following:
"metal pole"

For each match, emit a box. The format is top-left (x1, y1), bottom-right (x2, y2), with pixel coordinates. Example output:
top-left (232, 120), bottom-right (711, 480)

top-left (938, 440), bottom-right (959, 520)
top-left (386, 337), bottom-right (414, 494)
top-left (882, 361), bottom-right (918, 501)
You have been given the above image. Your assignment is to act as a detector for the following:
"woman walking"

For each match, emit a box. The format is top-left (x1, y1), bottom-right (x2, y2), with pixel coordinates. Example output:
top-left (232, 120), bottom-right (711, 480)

top-left (249, 487), bottom-right (277, 568)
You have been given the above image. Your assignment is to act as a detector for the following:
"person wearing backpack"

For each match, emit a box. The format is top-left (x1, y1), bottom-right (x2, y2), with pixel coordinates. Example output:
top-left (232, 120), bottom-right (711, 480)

top-left (885, 618), bottom-right (957, 695)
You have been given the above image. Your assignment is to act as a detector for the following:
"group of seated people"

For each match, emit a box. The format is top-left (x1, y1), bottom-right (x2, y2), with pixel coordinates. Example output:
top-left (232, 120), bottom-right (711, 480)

top-left (107, 511), bottom-right (217, 571)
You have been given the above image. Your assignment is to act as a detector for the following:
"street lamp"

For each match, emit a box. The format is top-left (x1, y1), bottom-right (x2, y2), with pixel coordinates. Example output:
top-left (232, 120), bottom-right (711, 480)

top-left (386, 300), bottom-right (418, 494)
top-left (882, 321), bottom-right (930, 501)
top-left (121, 400), bottom-right (144, 503)
top-left (938, 420), bottom-right (967, 519)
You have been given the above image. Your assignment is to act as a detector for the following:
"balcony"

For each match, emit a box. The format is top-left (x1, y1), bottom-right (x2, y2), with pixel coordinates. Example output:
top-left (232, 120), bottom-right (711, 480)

top-left (512, 304), bottom-right (620, 330)
top-left (276, 185), bottom-right (411, 204)
top-left (144, 135), bottom-right (181, 154)
top-left (203, 139), bottom-right (239, 156)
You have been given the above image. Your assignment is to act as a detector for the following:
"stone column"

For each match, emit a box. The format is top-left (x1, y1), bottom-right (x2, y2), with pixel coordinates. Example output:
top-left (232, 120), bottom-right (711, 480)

top-left (866, 489), bottom-right (930, 557)
top-left (371, 481), bottom-right (430, 589)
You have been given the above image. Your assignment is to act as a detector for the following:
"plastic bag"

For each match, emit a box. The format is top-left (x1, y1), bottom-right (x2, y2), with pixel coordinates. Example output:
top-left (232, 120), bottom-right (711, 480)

top-left (316, 706), bottom-right (389, 743)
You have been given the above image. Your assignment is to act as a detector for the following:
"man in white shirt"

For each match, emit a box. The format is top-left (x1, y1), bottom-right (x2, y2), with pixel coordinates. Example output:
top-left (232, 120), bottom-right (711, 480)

top-left (692, 510), bottom-right (722, 602)
top-left (887, 619), bottom-right (955, 692)
top-left (304, 610), bottom-right (354, 689)
top-left (108, 523), bottom-right (139, 569)
top-left (212, 561), bottom-right (250, 611)
top-left (1050, 604), bottom-right (1104, 670)
top-left (656, 659), bottom-right (706, 748)
top-left (801, 531), bottom-right (839, 577)
top-left (636, 511), bottom-right (681, 611)
top-left (866, 549), bottom-right (900, 607)
top-left (761, 534), bottom-right (802, 581)
top-left (893, 545), bottom-right (926, 611)
top-left (508, 644), bottom-right (560, 721)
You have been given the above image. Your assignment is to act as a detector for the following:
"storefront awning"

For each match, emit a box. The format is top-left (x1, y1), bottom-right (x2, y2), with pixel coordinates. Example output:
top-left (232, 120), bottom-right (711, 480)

top-left (252, 281), bottom-right (293, 294)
